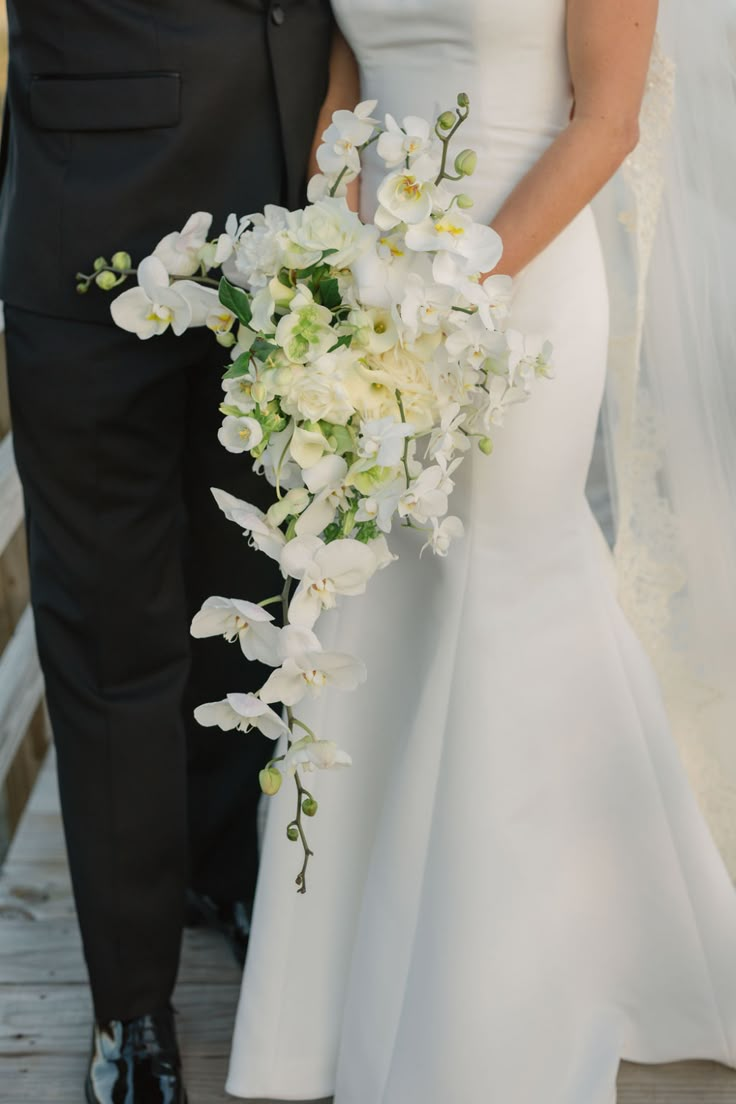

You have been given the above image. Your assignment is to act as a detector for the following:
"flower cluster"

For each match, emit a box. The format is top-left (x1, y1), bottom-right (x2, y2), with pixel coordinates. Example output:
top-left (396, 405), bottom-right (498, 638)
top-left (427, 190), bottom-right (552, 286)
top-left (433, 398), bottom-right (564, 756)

top-left (83, 94), bottom-right (552, 892)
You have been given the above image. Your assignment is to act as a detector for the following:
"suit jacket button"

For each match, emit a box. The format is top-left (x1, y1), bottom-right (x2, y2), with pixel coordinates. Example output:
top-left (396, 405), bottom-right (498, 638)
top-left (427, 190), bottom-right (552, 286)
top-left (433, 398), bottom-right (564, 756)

top-left (271, 4), bottom-right (286, 25)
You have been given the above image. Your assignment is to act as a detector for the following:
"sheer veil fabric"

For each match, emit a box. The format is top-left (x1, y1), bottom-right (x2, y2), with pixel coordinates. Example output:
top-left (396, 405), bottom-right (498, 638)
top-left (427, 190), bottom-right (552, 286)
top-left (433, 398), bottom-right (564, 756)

top-left (595, 0), bottom-right (736, 874)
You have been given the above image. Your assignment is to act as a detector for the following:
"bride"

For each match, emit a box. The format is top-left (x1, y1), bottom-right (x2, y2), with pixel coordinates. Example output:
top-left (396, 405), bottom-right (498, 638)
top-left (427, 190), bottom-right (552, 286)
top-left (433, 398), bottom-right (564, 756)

top-left (227, 1), bottom-right (736, 1101)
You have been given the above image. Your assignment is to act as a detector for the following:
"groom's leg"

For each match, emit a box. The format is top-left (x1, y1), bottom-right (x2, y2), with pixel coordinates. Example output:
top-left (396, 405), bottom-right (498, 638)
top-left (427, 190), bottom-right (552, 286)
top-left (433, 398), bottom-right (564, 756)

top-left (182, 348), bottom-right (282, 905)
top-left (5, 306), bottom-right (193, 1023)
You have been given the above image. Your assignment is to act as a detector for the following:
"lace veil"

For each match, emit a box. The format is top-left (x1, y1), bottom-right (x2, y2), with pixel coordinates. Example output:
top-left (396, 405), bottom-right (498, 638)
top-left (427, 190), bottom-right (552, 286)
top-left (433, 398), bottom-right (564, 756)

top-left (592, 0), bottom-right (736, 873)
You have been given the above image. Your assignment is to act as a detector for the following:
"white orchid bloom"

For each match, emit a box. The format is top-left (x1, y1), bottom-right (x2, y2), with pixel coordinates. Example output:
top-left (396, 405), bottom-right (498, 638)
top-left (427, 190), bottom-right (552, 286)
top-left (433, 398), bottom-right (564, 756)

top-left (255, 425), bottom-right (305, 492)
top-left (367, 534), bottom-right (398, 570)
top-left (218, 414), bottom-right (264, 454)
top-left (375, 155), bottom-right (439, 231)
top-left (506, 330), bottom-right (555, 391)
top-left (259, 628), bottom-right (367, 707)
top-left (399, 273), bottom-right (456, 339)
top-left (473, 273), bottom-right (514, 330)
top-left (398, 465), bottom-right (449, 524)
top-left (200, 213), bottom-right (250, 269)
top-left (284, 738), bottom-right (352, 774)
top-left (249, 285), bottom-right (277, 334)
top-left (354, 474), bottom-right (404, 533)
top-left (350, 246), bottom-right (393, 309)
top-left (377, 114), bottom-right (434, 168)
top-left (357, 416), bottom-right (415, 468)
top-left (405, 213), bottom-right (503, 288)
top-left (110, 255), bottom-right (192, 340)
top-left (445, 311), bottom-right (506, 371)
top-left (153, 211), bottom-right (213, 277)
top-left (194, 693), bottom-right (288, 740)
top-left (191, 597), bottom-right (281, 665)
top-left (316, 99), bottom-right (379, 177)
top-left (280, 536), bottom-right (378, 627)
top-left (211, 488), bottom-right (287, 562)
top-left (421, 515), bottom-right (465, 557)
top-left (175, 282), bottom-right (238, 345)
top-left (295, 455), bottom-right (351, 536)
top-left (427, 402), bottom-right (471, 466)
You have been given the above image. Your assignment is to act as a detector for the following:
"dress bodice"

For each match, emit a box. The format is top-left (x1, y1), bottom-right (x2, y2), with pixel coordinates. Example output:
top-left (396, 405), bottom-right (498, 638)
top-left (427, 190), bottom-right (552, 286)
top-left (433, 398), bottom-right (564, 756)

top-left (332, 0), bottom-right (573, 220)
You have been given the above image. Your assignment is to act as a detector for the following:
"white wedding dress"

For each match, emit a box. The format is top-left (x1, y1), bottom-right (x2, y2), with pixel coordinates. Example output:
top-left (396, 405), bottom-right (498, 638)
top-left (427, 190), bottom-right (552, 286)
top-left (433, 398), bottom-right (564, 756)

top-left (226, 1), bottom-right (736, 1101)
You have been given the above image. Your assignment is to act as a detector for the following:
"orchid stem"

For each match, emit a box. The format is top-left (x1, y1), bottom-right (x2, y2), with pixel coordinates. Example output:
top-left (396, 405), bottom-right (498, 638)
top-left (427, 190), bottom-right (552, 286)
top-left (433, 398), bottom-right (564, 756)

top-left (280, 577), bottom-right (315, 894)
top-left (395, 390), bottom-right (412, 488)
top-left (292, 716), bottom-right (318, 740)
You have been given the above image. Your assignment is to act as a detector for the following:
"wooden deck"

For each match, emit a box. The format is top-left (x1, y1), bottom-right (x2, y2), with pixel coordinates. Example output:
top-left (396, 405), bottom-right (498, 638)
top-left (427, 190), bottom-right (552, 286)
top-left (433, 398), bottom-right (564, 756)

top-left (1, 755), bottom-right (736, 1103)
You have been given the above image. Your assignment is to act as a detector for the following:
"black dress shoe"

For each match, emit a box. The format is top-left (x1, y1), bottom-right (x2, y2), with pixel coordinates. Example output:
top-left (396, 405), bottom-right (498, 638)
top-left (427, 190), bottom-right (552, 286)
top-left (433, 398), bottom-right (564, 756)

top-left (85, 1005), bottom-right (187, 1104)
top-left (186, 889), bottom-right (251, 967)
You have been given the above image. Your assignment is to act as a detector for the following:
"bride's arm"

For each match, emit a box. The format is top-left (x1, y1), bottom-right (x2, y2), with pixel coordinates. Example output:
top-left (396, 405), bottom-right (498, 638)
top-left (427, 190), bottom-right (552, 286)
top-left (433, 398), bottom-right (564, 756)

top-left (487, 0), bottom-right (658, 278)
top-left (308, 28), bottom-right (361, 207)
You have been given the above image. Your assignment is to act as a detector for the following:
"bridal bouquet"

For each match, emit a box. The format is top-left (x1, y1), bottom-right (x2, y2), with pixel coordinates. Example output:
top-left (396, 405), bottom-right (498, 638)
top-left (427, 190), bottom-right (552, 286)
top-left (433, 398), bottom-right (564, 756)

top-left (80, 94), bottom-right (552, 891)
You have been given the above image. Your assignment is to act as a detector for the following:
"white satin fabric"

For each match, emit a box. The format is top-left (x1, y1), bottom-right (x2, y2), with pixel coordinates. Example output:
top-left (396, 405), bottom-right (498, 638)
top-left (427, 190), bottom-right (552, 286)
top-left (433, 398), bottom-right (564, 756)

top-left (227, 2), bottom-right (736, 1100)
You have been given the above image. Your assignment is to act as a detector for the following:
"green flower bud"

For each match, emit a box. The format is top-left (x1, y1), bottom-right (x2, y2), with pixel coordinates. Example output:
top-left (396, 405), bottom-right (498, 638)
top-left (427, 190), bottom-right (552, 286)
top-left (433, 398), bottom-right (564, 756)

top-left (111, 251), bottom-right (132, 271)
top-left (302, 797), bottom-right (318, 818)
top-left (269, 275), bottom-right (297, 308)
top-left (454, 149), bottom-right (478, 177)
top-left (259, 767), bottom-right (282, 796)
top-left (93, 256), bottom-right (109, 272)
top-left (76, 282), bottom-right (89, 295)
top-left (286, 825), bottom-right (299, 842)
top-left (457, 92), bottom-right (470, 109)
top-left (95, 270), bottom-right (118, 291)
top-left (478, 436), bottom-right (494, 456)
top-left (252, 381), bottom-right (267, 404)
top-left (456, 193), bottom-right (474, 210)
top-left (437, 111), bottom-right (456, 131)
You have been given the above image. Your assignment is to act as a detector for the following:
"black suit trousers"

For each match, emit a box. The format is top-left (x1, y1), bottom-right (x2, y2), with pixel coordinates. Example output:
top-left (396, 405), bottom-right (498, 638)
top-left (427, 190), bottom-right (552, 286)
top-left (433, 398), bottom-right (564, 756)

top-left (5, 305), bottom-right (281, 1022)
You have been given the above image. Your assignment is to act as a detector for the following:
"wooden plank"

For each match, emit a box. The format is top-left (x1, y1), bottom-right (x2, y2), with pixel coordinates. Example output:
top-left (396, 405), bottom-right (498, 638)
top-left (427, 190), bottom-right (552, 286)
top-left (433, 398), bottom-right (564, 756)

top-left (0, 861), bottom-right (77, 922)
top-left (0, 918), bottom-right (238, 988)
top-left (0, 605), bottom-right (44, 789)
top-left (4, 809), bottom-right (68, 869)
top-left (0, 433), bottom-right (23, 559)
top-left (0, 984), bottom-right (241, 1058)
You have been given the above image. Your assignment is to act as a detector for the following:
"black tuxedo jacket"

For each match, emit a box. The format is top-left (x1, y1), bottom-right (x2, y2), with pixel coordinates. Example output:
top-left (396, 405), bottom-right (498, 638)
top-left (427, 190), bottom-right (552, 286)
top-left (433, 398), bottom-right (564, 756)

top-left (0, 0), bottom-right (333, 322)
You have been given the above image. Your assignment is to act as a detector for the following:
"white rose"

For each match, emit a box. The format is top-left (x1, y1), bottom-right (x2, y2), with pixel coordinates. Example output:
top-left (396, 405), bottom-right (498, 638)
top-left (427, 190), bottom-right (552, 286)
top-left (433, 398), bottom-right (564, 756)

top-left (290, 198), bottom-right (376, 269)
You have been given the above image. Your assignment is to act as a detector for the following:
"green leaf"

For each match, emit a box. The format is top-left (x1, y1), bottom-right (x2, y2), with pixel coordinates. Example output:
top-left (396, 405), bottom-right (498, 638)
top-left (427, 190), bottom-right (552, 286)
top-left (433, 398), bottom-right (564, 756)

top-left (222, 352), bottom-right (252, 380)
top-left (251, 336), bottom-right (279, 361)
top-left (328, 333), bottom-right (353, 353)
top-left (219, 277), bottom-right (253, 326)
top-left (317, 277), bottom-right (341, 311)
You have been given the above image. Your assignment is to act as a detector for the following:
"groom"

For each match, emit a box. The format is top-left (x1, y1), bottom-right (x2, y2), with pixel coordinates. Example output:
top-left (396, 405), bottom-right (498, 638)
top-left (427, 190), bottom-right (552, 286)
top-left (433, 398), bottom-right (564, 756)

top-left (0, 1), bottom-right (332, 1101)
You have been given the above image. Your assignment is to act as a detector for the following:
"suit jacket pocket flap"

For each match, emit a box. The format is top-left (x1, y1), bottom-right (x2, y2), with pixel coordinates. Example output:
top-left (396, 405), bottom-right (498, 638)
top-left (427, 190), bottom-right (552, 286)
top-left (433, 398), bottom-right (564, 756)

top-left (29, 73), bottom-right (181, 132)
